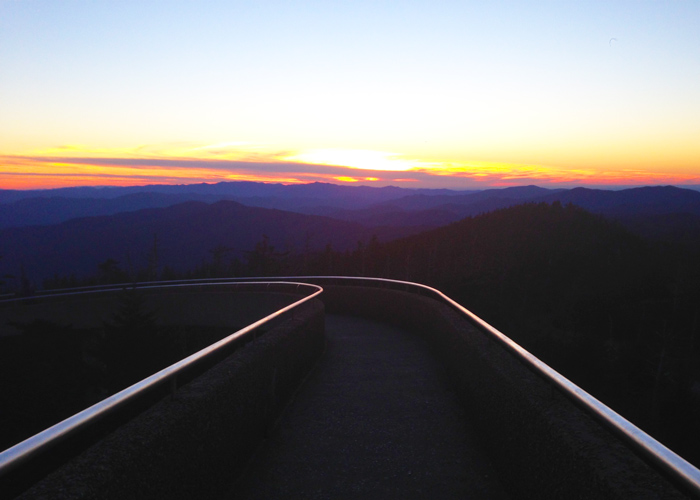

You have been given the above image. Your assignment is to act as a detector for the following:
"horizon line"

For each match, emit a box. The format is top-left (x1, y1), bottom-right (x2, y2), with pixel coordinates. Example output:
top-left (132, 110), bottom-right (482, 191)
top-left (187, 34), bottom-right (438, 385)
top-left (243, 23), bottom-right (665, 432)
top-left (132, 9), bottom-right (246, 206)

top-left (3, 179), bottom-right (700, 194)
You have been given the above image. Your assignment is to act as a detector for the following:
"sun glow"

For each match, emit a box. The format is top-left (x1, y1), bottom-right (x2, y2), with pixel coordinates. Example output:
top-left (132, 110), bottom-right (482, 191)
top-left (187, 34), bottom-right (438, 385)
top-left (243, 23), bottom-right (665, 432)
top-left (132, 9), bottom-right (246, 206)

top-left (2, 142), bottom-right (699, 190)
top-left (334, 176), bottom-right (381, 183)
top-left (285, 149), bottom-right (434, 172)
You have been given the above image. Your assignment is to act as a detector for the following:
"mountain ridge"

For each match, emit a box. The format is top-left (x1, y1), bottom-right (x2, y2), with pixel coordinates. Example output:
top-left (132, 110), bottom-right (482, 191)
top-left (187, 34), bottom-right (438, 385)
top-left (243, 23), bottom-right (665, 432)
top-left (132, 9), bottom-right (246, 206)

top-left (6, 182), bottom-right (700, 230)
top-left (0, 200), bottom-right (422, 286)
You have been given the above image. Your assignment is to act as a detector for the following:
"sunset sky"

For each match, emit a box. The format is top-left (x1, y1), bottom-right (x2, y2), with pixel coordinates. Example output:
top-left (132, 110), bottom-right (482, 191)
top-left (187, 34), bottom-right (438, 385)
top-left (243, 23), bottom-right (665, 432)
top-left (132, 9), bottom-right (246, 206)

top-left (1, 1), bottom-right (699, 190)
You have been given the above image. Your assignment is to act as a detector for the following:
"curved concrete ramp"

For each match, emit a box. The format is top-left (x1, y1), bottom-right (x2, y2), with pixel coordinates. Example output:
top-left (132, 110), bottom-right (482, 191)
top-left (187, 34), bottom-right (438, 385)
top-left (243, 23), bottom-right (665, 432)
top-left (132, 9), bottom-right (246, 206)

top-left (228, 315), bottom-right (510, 499)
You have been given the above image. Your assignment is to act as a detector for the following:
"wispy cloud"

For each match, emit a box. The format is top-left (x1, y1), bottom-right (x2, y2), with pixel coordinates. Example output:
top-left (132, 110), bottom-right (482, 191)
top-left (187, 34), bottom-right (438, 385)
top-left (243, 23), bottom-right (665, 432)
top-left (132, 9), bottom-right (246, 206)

top-left (2, 142), bottom-right (699, 190)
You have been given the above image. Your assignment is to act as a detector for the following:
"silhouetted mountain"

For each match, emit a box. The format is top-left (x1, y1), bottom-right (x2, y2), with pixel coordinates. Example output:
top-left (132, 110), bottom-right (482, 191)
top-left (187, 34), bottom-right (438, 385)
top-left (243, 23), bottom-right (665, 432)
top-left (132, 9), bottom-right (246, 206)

top-left (375, 202), bottom-right (655, 299)
top-left (6, 182), bottom-right (700, 235)
top-left (540, 185), bottom-right (700, 215)
top-left (297, 185), bottom-right (564, 227)
top-left (613, 213), bottom-right (700, 250)
top-left (296, 204), bottom-right (461, 228)
top-left (0, 183), bottom-right (568, 230)
top-left (328, 185), bottom-right (700, 236)
top-left (304, 201), bottom-right (700, 466)
top-left (530, 187), bottom-right (700, 248)
top-left (0, 181), bottom-right (467, 204)
top-left (0, 200), bottom-right (421, 286)
top-left (359, 185), bottom-right (700, 225)
top-left (0, 182), bottom-right (472, 229)
top-left (6, 182), bottom-right (700, 260)
top-left (0, 192), bottom-right (231, 229)
top-left (373, 185), bottom-right (560, 211)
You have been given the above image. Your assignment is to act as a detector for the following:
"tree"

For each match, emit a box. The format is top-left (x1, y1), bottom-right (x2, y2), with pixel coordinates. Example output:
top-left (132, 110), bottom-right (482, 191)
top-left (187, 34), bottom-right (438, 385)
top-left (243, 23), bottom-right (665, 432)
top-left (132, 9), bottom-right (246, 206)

top-left (18, 264), bottom-right (33, 296)
top-left (0, 255), bottom-right (15, 293)
top-left (146, 234), bottom-right (160, 281)
top-left (98, 258), bottom-right (127, 284)
top-left (245, 235), bottom-right (287, 276)
top-left (208, 244), bottom-right (235, 277)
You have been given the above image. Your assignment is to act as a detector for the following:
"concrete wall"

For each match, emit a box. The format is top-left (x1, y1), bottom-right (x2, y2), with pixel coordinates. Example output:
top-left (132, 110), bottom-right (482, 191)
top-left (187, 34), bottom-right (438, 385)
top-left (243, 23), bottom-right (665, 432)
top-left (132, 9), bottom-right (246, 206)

top-left (321, 285), bottom-right (691, 500)
top-left (16, 299), bottom-right (325, 500)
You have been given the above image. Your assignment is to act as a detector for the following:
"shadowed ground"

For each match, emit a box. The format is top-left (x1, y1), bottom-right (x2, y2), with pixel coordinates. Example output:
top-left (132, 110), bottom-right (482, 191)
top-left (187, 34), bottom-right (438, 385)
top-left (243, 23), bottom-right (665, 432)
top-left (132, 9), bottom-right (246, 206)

top-left (227, 314), bottom-right (510, 499)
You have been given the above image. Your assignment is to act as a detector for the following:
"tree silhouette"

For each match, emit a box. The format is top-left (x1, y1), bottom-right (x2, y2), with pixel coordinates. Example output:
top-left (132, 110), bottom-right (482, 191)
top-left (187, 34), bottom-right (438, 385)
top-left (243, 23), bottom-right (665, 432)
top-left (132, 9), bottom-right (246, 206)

top-left (208, 244), bottom-right (235, 277)
top-left (0, 255), bottom-right (14, 293)
top-left (98, 258), bottom-right (127, 284)
top-left (146, 233), bottom-right (160, 281)
top-left (245, 235), bottom-right (287, 276)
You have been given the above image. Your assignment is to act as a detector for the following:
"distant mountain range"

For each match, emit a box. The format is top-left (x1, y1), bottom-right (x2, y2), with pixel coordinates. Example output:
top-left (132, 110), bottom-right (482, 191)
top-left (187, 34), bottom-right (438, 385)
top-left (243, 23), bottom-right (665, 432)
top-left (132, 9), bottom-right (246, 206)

top-left (0, 182), bottom-right (469, 229)
top-left (3, 182), bottom-right (700, 231)
top-left (0, 181), bottom-right (463, 204)
top-left (0, 200), bottom-right (422, 286)
top-left (3, 181), bottom-right (700, 286)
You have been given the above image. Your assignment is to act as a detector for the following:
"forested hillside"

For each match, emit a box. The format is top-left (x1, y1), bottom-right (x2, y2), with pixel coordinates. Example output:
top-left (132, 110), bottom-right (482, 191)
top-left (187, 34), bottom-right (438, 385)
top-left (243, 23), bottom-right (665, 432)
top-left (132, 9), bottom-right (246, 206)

top-left (300, 202), bottom-right (700, 466)
top-left (2, 199), bottom-right (699, 466)
top-left (0, 200), bottom-right (421, 288)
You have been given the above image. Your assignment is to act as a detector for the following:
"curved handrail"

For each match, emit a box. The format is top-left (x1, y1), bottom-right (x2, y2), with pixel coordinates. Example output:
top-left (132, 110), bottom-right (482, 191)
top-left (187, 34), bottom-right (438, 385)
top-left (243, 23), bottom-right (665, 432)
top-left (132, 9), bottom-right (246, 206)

top-left (0, 277), bottom-right (306, 304)
top-left (2, 276), bottom-right (699, 496)
top-left (291, 276), bottom-right (700, 497)
top-left (0, 280), bottom-right (323, 477)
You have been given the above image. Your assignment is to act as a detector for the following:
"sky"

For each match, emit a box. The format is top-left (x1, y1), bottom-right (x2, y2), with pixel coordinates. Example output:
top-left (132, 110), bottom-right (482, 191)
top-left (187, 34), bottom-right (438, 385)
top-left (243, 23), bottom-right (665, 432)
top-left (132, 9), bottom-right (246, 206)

top-left (1, 1), bottom-right (699, 190)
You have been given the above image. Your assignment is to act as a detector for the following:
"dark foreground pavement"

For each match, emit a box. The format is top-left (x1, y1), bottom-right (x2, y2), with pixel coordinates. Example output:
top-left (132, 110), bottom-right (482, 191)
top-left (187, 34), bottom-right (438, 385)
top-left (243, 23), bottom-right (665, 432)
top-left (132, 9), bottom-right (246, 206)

top-left (226, 315), bottom-right (510, 499)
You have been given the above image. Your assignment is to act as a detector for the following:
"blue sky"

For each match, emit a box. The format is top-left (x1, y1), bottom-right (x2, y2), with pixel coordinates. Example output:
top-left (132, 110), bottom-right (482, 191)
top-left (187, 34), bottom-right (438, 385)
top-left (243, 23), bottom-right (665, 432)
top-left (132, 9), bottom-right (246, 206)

top-left (1, 1), bottom-right (699, 189)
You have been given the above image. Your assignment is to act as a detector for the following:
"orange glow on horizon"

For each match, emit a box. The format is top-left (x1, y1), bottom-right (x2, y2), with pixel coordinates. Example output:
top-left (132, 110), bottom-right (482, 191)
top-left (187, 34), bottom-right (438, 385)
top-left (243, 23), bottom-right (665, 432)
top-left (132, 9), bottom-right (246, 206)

top-left (333, 176), bottom-right (381, 183)
top-left (1, 142), bottom-right (699, 190)
top-left (0, 153), bottom-right (306, 190)
top-left (285, 149), bottom-right (439, 172)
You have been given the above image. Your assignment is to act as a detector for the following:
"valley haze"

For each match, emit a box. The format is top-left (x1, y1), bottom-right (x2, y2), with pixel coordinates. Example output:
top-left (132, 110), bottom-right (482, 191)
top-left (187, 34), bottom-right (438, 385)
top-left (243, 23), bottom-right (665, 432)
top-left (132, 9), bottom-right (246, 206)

top-left (3, 180), bottom-right (700, 288)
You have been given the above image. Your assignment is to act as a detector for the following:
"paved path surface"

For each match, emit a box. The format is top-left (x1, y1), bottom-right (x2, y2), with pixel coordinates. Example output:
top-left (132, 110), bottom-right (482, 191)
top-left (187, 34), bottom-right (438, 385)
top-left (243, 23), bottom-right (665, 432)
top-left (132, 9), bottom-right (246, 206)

top-left (227, 315), bottom-right (510, 499)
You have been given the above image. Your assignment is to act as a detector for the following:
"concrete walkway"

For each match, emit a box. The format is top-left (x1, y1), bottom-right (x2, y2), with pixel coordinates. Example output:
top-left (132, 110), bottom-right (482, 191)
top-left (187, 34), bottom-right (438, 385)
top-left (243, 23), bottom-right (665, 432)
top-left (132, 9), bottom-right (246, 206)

top-left (227, 315), bottom-right (510, 499)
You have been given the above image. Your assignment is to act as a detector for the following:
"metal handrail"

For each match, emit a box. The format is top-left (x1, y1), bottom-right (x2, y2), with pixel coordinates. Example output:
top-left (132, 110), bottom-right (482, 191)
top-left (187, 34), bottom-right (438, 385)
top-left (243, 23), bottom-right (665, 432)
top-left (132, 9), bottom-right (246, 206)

top-left (2, 276), bottom-right (699, 496)
top-left (0, 280), bottom-right (323, 477)
top-left (292, 276), bottom-right (700, 497)
top-left (0, 277), bottom-right (307, 304)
